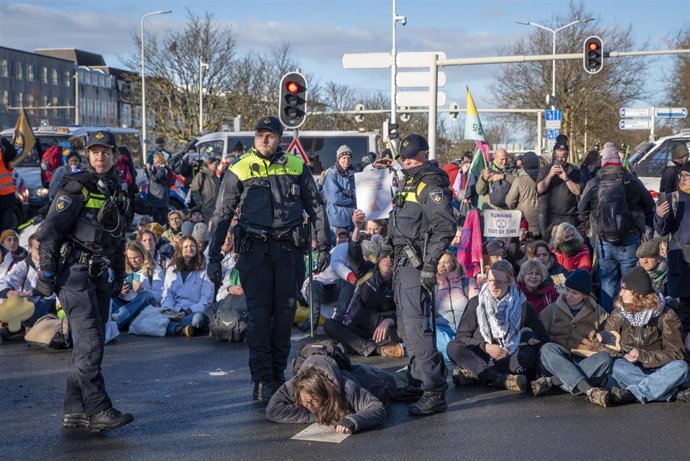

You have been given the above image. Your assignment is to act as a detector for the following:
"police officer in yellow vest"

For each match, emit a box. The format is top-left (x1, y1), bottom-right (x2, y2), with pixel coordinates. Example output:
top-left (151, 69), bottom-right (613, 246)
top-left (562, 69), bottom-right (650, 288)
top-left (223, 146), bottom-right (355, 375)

top-left (389, 134), bottom-right (455, 415)
top-left (207, 116), bottom-right (331, 402)
top-left (37, 130), bottom-right (133, 432)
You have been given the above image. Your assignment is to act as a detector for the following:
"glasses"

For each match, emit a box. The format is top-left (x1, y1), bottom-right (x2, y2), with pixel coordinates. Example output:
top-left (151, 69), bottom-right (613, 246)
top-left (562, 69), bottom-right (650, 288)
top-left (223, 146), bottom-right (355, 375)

top-left (300, 396), bottom-right (322, 407)
top-left (679, 173), bottom-right (690, 181)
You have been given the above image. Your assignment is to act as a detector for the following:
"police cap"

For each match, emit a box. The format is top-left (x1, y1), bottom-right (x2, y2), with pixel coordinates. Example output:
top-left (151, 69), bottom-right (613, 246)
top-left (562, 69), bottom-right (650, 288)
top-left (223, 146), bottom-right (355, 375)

top-left (254, 116), bottom-right (284, 136)
top-left (396, 134), bottom-right (429, 159)
top-left (86, 130), bottom-right (117, 150)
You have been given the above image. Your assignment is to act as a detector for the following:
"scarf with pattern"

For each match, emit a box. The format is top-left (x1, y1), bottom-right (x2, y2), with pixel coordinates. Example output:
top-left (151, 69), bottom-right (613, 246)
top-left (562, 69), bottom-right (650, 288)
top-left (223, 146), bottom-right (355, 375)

top-left (476, 282), bottom-right (525, 354)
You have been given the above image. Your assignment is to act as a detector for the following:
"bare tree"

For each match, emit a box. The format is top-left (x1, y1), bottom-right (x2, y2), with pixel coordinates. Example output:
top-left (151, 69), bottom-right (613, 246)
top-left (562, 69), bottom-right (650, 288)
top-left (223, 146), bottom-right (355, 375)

top-left (664, 27), bottom-right (690, 130)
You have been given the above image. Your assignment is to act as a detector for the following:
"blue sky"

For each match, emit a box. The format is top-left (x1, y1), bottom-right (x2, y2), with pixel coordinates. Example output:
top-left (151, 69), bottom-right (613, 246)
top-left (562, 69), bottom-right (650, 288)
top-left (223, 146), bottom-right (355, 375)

top-left (1, 0), bottom-right (688, 113)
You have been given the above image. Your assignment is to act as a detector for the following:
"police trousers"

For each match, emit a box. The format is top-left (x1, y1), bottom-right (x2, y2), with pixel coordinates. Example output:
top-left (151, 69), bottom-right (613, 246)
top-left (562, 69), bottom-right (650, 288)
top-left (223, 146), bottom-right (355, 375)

top-left (57, 264), bottom-right (112, 417)
top-left (236, 239), bottom-right (305, 383)
top-left (393, 263), bottom-right (447, 393)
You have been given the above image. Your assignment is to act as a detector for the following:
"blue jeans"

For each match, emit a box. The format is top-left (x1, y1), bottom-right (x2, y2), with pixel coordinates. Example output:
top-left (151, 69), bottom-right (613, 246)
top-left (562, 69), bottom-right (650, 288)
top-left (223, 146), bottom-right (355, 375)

top-left (610, 358), bottom-right (688, 403)
top-left (598, 235), bottom-right (640, 312)
top-left (538, 342), bottom-right (612, 394)
top-left (111, 290), bottom-right (157, 329)
top-left (166, 312), bottom-right (210, 335)
top-left (437, 324), bottom-right (455, 362)
top-left (26, 297), bottom-right (56, 327)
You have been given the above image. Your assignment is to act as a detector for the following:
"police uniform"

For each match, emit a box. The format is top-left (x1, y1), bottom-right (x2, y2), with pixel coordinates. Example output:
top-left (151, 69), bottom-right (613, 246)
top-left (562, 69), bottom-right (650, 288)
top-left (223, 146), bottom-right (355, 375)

top-left (207, 116), bottom-right (331, 401)
top-left (389, 134), bottom-right (455, 415)
top-left (37, 130), bottom-right (133, 431)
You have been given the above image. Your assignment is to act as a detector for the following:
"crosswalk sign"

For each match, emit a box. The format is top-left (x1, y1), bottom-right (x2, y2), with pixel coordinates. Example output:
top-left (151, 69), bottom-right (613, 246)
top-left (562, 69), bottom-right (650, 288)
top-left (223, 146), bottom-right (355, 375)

top-left (287, 138), bottom-right (310, 165)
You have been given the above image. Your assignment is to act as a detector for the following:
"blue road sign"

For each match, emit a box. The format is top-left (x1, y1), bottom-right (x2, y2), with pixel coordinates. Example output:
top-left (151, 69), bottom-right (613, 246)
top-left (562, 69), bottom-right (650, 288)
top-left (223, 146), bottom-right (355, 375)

top-left (545, 110), bottom-right (562, 121)
top-left (547, 128), bottom-right (560, 140)
top-left (655, 107), bottom-right (688, 119)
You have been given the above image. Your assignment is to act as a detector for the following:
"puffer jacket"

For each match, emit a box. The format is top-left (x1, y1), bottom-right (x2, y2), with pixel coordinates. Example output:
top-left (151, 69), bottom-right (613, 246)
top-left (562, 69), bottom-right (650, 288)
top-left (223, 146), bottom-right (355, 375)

top-left (161, 267), bottom-right (214, 313)
top-left (436, 269), bottom-right (479, 331)
top-left (322, 164), bottom-right (356, 229)
top-left (518, 279), bottom-right (559, 316)
top-left (538, 294), bottom-right (607, 354)
top-left (593, 296), bottom-right (685, 369)
top-left (266, 355), bottom-right (388, 434)
top-left (506, 169), bottom-right (540, 235)
top-left (554, 244), bottom-right (592, 271)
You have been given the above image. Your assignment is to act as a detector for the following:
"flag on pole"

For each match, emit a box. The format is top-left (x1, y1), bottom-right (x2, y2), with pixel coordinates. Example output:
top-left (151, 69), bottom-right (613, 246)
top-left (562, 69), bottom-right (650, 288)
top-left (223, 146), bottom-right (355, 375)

top-left (10, 109), bottom-right (36, 167)
top-left (464, 86), bottom-right (490, 178)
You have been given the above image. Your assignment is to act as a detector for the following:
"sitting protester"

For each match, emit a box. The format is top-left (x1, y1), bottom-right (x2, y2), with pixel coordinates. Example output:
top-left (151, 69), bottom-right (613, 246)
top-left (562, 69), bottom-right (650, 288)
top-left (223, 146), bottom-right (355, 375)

top-left (161, 236), bottom-right (214, 337)
top-left (593, 267), bottom-right (689, 405)
top-left (516, 259), bottom-right (559, 316)
top-left (447, 260), bottom-right (549, 392)
top-left (636, 238), bottom-right (667, 296)
top-left (530, 269), bottom-right (612, 407)
top-left (137, 228), bottom-right (168, 272)
top-left (160, 210), bottom-right (183, 244)
top-left (192, 222), bottom-right (209, 257)
top-left (526, 240), bottom-right (567, 277)
top-left (219, 229), bottom-right (238, 279)
top-left (266, 355), bottom-right (388, 434)
top-left (324, 210), bottom-right (400, 358)
top-left (0, 229), bottom-right (28, 278)
top-left (435, 251), bottom-right (479, 360)
top-left (111, 241), bottom-right (164, 329)
top-left (552, 222), bottom-right (591, 272)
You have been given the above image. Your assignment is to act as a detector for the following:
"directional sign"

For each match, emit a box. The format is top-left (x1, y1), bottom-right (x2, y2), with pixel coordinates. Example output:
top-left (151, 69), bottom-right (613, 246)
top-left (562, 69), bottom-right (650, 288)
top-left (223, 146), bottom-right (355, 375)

top-left (545, 110), bottom-right (562, 121)
top-left (619, 119), bottom-right (651, 130)
top-left (342, 52), bottom-right (391, 69)
top-left (396, 91), bottom-right (446, 108)
top-left (546, 129), bottom-right (560, 140)
top-left (655, 107), bottom-right (688, 119)
top-left (287, 138), bottom-right (310, 165)
top-left (396, 51), bottom-right (447, 68)
top-left (396, 71), bottom-right (446, 87)
top-left (620, 107), bottom-right (650, 118)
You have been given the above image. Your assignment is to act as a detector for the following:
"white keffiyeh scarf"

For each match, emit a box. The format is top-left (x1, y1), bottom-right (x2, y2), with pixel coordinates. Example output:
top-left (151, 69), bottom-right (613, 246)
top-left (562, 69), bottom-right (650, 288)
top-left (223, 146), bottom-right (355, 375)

top-left (476, 282), bottom-right (525, 354)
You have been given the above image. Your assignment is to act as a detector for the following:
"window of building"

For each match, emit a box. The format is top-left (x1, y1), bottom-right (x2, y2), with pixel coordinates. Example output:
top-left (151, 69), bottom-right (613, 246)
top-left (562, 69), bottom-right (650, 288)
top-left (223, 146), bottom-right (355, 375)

top-left (26, 64), bottom-right (33, 81)
top-left (42, 67), bottom-right (48, 83)
top-left (53, 96), bottom-right (59, 117)
top-left (2, 90), bottom-right (8, 109)
top-left (64, 71), bottom-right (71, 87)
top-left (28, 94), bottom-right (35, 114)
top-left (17, 91), bottom-right (24, 107)
top-left (52, 69), bottom-right (58, 85)
top-left (43, 96), bottom-right (49, 116)
top-left (1, 60), bottom-right (8, 77)
top-left (16, 63), bottom-right (23, 80)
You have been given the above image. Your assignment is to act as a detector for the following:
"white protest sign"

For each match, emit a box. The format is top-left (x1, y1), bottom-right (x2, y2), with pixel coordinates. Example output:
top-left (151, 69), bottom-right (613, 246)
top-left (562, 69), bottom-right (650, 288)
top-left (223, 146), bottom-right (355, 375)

top-left (354, 168), bottom-right (393, 220)
top-left (291, 424), bottom-right (350, 443)
top-left (482, 209), bottom-right (521, 238)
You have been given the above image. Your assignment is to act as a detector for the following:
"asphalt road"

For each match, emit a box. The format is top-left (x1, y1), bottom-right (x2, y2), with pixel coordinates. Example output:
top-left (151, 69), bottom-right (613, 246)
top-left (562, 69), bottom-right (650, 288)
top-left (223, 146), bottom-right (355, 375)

top-left (3, 332), bottom-right (690, 461)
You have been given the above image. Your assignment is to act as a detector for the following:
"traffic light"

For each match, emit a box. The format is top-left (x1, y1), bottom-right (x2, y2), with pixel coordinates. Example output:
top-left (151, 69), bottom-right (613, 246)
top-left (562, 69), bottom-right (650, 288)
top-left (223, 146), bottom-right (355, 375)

top-left (583, 36), bottom-right (604, 75)
top-left (278, 71), bottom-right (307, 129)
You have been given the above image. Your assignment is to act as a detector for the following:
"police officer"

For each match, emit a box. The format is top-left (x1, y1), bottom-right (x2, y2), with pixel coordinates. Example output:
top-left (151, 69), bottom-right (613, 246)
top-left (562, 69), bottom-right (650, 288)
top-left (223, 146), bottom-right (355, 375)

top-left (388, 134), bottom-right (455, 415)
top-left (207, 116), bottom-right (331, 402)
top-left (36, 130), bottom-right (133, 432)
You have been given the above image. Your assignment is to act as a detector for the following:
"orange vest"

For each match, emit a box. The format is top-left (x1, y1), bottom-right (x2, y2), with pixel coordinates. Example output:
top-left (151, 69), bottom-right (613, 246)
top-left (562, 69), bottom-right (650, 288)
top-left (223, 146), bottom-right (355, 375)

top-left (0, 160), bottom-right (16, 196)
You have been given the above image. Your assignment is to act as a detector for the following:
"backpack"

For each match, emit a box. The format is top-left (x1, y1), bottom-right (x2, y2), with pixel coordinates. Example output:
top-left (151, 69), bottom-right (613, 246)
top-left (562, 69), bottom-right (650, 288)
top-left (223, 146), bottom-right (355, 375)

top-left (24, 314), bottom-right (72, 349)
top-left (291, 339), bottom-right (352, 376)
top-left (209, 295), bottom-right (248, 343)
top-left (596, 173), bottom-right (630, 245)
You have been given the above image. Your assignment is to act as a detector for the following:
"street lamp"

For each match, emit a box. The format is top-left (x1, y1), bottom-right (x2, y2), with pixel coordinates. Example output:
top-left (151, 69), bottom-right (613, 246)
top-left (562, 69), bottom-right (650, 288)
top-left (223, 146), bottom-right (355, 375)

top-left (141, 9), bottom-right (172, 156)
top-left (516, 18), bottom-right (594, 109)
top-left (390, 0), bottom-right (406, 135)
top-left (199, 58), bottom-right (208, 134)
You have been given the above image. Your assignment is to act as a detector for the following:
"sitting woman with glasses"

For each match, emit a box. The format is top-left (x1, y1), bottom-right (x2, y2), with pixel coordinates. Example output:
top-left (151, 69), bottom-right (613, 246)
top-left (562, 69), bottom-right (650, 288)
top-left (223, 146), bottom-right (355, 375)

top-left (447, 260), bottom-right (549, 392)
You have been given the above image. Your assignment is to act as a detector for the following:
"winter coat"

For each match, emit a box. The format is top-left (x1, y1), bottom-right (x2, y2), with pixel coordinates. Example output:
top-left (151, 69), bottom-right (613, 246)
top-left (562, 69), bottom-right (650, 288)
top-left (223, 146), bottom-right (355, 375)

top-left (654, 190), bottom-right (690, 298)
top-left (0, 247), bottom-right (28, 279)
top-left (312, 243), bottom-right (353, 285)
top-left (322, 164), bottom-right (357, 229)
top-left (0, 257), bottom-right (47, 297)
top-left (146, 164), bottom-right (172, 209)
top-left (190, 166), bottom-right (221, 223)
top-left (266, 355), bottom-right (388, 434)
top-left (476, 164), bottom-right (516, 210)
top-left (538, 294), bottom-right (607, 354)
top-left (554, 244), bottom-right (592, 272)
top-left (161, 267), bottom-right (214, 314)
top-left (517, 279), bottom-right (559, 316)
top-left (122, 264), bottom-right (164, 304)
top-left (436, 269), bottom-right (479, 331)
top-left (506, 169), bottom-right (540, 235)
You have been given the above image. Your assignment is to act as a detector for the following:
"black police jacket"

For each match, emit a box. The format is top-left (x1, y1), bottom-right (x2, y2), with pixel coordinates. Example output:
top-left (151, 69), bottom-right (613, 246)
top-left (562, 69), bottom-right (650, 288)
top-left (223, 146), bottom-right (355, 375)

top-left (207, 148), bottom-right (330, 264)
top-left (39, 169), bottom-right (126, 280)
top-left (389, 162), bottom-right (456, 267)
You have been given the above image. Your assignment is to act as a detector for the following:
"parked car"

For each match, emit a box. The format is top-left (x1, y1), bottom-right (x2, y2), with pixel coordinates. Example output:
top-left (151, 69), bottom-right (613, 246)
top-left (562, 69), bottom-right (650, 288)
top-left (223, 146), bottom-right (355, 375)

top-left (631, 131), bottom-right (690, 199)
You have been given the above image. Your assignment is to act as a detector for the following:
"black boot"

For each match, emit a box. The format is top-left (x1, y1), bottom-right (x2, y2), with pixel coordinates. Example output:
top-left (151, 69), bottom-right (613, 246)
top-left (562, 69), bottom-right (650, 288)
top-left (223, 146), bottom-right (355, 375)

top-left (408, 391), bottom-right (447, 416)
top-left (63, 412), bottom-right (89, 428)
top-left (88, 408), bottom-right (134, 432)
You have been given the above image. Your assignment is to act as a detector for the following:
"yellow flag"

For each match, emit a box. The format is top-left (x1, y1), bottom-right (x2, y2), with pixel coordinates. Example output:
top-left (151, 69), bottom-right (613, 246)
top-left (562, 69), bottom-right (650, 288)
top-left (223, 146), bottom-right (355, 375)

top-left (11, 109), bottom-right (36, 167)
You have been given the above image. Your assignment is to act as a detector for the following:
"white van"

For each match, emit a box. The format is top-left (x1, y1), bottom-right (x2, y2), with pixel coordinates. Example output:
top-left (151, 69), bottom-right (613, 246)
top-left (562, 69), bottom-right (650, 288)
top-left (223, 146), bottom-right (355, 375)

top-left (195, 130), bottom-right (380, 174)
top-left (631, 132), bottom-right (690, 199)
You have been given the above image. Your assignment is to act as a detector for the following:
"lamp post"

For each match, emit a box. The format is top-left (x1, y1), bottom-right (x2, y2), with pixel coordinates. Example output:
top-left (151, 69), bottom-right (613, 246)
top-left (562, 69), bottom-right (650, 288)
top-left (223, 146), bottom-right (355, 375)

top-left (199, 58), bottom-right (208, 134)
top-left (141, 9), bottom-right (172, 156)
top-left (390, 0), bottom-right (406, 136)
top-left (516, 18), bottom-right (593, 109)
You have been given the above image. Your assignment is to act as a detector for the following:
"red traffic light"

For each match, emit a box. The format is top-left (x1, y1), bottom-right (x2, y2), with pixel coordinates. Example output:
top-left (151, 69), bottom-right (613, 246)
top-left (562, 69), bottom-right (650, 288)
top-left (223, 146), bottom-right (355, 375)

top-left (286, 81), bottom-right (301, 94)
top-left (588, 42), bottom-right (599, 51)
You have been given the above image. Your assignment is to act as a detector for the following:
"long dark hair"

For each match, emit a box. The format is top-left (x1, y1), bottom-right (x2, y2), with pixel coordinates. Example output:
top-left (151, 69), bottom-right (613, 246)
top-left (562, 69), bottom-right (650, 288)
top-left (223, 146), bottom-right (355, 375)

top-left (292, 367), bottom-right (348, 425)
top-left (170, 236), bottom-right (205, 272)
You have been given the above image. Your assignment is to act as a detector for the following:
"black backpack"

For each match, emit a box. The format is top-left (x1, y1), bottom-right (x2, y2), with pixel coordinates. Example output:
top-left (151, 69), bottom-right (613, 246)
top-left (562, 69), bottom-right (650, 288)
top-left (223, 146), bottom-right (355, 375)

top-left (291, 339), bottom-right (352, 376)
top-left (596, 173), bottom-right (630, 245)
top-left (209, 295), bottom-right (248, 343)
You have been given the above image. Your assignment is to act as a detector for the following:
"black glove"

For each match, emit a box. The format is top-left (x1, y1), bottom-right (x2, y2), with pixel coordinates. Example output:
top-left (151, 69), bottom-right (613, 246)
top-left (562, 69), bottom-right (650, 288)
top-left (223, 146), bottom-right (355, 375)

top-left (35, 272), bottom-right (55, 298)
top-left (420, 263), bottom-right (437, 292)
top-left (111, 279), bottom-right (124, 299)
top-left (315, 250), bottom-right (331, 273)
top-left (207, 261), bottom-right (223, 286)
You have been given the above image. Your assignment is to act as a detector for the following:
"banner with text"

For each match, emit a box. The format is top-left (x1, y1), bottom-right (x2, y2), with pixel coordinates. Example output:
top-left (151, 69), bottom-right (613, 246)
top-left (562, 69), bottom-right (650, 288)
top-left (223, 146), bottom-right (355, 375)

top-left (354, 168), bottom-right (393, 220)
top-left (482, 210), bottom-right (521, 238)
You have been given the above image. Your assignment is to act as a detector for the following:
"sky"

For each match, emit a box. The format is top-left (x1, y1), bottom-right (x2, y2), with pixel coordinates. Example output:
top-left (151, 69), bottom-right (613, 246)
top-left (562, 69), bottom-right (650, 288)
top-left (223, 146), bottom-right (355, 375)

top-left (1, 0), bottom-right (689, 123)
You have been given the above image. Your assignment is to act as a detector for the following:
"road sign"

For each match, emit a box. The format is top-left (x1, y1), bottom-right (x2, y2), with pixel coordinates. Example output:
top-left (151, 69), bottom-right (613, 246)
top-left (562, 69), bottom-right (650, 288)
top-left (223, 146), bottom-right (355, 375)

top-left (287, 138), bottom-right (310, 165)
top-left (396, 91), bottom-right (446, 107)
top-left (396, 51), bottom-right (447, 68)
top-left (620, 107), bottom-right (651, 118)
top-left (342, 52), bottom-right (391, 69)
top-left (655, 107), bottom-right (688, 118)
top-left (546, 129), bottom-right (560, 140)
top-left (396, 71), bottom-right (446, 87)
top-left (619, 119), bottom-right (651, 130)
top-left (545, 110), bottom-right (562, 121)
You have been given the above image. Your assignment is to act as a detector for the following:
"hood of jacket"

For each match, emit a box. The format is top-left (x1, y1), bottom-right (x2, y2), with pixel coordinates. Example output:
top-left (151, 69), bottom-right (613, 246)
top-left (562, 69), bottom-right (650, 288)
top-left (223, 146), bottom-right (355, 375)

top-left (597, 164), bottom-right (625, 179)
top-left (297, 354), bottom-right (344, 390)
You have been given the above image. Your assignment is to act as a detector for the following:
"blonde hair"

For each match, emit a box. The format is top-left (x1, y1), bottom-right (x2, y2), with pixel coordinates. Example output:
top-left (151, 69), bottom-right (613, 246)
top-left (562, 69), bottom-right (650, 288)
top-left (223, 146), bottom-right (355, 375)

top-left (517, 259), bottom-right (548, 286)
top-left (125, 240), bottom-right (156, 280)
top-left (292, 366), bottom-right (348, 425)
top-left (553, 222), bottom-right (584, 250)
top-left (490, 259), bottom-right (515, 283)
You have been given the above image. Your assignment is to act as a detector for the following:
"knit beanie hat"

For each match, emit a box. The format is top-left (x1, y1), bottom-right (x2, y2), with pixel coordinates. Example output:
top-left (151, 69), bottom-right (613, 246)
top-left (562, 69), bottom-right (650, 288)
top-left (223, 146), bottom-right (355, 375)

top-left (336, 145), bottom-right (352, 160)
top-left (621, 266), bottom-right (654, 296)
top-left (0, 229), bottom-right (18, 244)
top-left (361, 239), bottom-right (380, 263)
top-left (192, 222), bottom-right (209, 242)
top-left (601, 142), bottom-right (621, 167)
top-left (180, 221), bottom-right (195, 237)
top-left (565, 269), bottom-right (592, 295)
top-left (484, 239), bottom-right (506, 256)
top-left (671, 142), bottom-right (689, 160)
top-left (681, 162), bottom-right (690, 174)
top-left (636, 238), bottom-right (661, 258)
